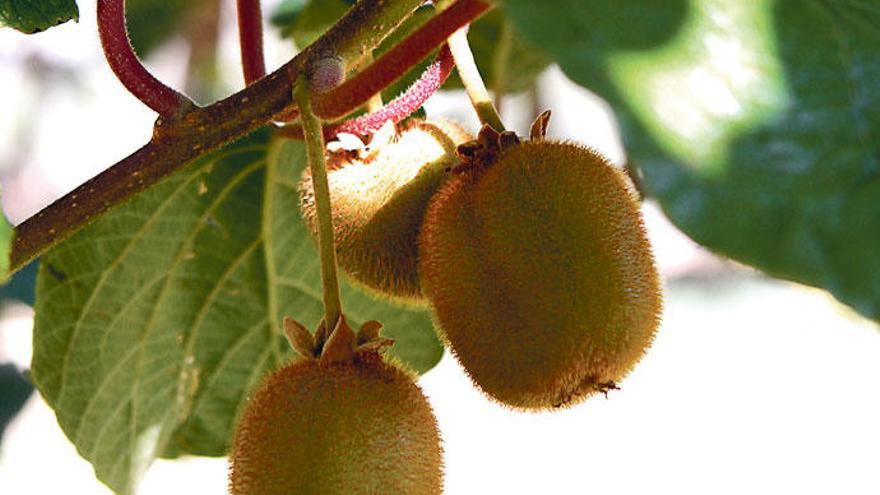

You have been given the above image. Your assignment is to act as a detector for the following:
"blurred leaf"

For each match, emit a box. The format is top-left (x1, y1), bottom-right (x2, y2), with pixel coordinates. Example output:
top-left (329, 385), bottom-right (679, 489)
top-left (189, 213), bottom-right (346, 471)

top-left (31, 128), bottom-right (443, 493)
top-left (285, 0), bottom-right (350, 48)
top-left (0, 261), bottom-right (38, 306)
top-left (0, 365), bottom-right (33, 444)
top-left (0, 0), bottom-right (78, 34)
top-left (502, 0), bottom-right (880, 322)
top-left (125, 0), bottom-right (214, 58)
top-left (270, 0), bottom-right (309, 38)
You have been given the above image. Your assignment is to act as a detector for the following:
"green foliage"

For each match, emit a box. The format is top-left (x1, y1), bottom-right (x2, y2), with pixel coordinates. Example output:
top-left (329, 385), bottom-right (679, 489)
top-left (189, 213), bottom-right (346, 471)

top-left (501, 0), bottom-right (880, 321)
top-left (270, 0), bottom-right (309, 38)
top-left (0, 365), bottom-right (33, 444)
top-left (125, 0), bottom-right (192, 57)
top-left (0, 0), bottom-right (78, 34)
top-left (1, 261), bottom-right (37, 306)
top-left (30, 129), bottom-right (442, 494)
top-left (278, 0), bottom-right (350, 47)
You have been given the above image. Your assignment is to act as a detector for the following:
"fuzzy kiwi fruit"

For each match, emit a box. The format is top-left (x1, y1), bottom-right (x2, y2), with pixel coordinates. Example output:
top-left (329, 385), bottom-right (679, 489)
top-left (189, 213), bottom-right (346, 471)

top-left (419, 139), bottom-right (662, 409)
top-left (300, 119), bottom-right (472, 303)
top-left (229, 349), bottom-right (443, 495)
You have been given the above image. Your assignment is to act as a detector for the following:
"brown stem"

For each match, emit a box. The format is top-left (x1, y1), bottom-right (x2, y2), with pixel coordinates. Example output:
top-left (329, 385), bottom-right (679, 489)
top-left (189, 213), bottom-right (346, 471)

top-left (236, 0), bottom-right (267, 85)
top-left (10, 0), bottom-right (491, 274)
top-left (279, 44), bottom-right (455, 140)
top-left (97, 0), bottom-right (193, 116)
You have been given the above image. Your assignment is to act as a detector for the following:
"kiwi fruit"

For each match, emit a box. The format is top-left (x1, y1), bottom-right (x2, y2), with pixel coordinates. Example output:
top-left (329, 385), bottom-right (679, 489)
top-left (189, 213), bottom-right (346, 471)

top-left (418, 136), bottom-right (662, 409)
top-left (229, 318), bottom-right (443, 495)
top-left (300, 119), bottom-right (472, 303)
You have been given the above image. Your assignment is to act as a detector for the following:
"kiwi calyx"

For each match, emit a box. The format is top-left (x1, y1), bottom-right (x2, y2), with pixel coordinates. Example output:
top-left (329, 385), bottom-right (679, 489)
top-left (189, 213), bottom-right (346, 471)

top-left (283, 314), bottom-right (394, 363)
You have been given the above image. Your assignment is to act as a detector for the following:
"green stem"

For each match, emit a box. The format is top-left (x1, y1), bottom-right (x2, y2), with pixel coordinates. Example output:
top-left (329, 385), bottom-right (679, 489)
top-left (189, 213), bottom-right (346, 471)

top-left (294, 78), bottom-right (342, 330)
top-left (447, 27), bottom-right (504, 131)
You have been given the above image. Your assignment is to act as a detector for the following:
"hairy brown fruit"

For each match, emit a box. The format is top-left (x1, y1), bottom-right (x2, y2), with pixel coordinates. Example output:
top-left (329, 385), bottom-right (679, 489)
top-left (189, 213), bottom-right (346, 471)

top-left (300, 119), bottom-right (471, 303)
top-left (419, 140), bottom-right (662, 409)
top-left (229, 352), bottom-right (443, 495)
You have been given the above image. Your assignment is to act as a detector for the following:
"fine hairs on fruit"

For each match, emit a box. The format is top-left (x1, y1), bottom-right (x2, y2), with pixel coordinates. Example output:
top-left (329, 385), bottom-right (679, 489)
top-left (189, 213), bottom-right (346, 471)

top-left (229, 317), bottom-right (443, 495)
top-left (300, 118), bottom-right (472, 303)
top-left (419, 129), bottom-right (662, 409)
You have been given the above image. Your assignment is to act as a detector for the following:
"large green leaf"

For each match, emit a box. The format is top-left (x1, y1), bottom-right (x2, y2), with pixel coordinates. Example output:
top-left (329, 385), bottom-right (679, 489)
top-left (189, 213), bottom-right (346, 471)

top-left (502, 0), bottom-right (880, 321)
top-left (0, 0), bottom-right (78, 33)
top-left (31, 128), bottom-right (443, 494)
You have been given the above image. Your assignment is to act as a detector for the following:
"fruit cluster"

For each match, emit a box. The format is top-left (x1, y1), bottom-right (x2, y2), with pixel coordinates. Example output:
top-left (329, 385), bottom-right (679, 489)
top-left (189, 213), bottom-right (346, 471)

top-left (229, 113), bottom-right (662, 493)
top-left (302, 114), bottom-right (662, 408)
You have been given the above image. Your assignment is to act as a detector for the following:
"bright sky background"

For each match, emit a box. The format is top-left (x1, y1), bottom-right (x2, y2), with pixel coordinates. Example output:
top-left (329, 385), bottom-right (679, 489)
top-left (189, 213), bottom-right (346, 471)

top-left (1, 1), bottom-right (878, 494)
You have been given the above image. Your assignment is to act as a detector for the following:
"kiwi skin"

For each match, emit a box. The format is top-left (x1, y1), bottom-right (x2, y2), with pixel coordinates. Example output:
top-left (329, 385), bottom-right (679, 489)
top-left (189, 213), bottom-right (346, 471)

top-left (300, 119), bottom-right (472, 304)
top-left (418, 141), bottom-right (662, 409)
top-left (228, 351), bottom-right (443, 495)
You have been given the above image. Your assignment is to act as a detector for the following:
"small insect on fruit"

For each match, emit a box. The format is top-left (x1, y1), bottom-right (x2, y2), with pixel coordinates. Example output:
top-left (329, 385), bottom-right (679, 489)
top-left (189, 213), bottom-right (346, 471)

top-left (300, 119), bottom-right (472, 303)
top-left (229, 316), bottom-right (443, 495)
top-left (419, 118), bottom-right (662, 409)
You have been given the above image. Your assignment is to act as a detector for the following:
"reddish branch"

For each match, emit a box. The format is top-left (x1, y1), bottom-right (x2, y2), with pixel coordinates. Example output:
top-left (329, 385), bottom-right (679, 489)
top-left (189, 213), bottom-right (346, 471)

top-left (236, 0), bottom-right (267, 85)
top-left (10, 0), bottom-right (491, 273)
top-left (97, 0), bottom-right (193, 116)
top-left (280, 45), bottom-right (455, 140)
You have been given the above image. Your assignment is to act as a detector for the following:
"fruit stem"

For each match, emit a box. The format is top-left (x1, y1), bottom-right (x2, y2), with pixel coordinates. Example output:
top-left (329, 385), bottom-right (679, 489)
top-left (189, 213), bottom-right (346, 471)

top-left (97, 0), bottom-right (194, 117)
top-left (447, 27), bottom-right (505, 131)
top-left (294, 78), bottom-right (343, 331)
top-left (236, 0), bottom-right (267, 85)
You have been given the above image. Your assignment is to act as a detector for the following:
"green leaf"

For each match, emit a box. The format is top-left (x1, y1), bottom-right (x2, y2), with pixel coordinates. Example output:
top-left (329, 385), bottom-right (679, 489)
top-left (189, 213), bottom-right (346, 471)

top-left (0, 261), bottom-right (38, 306)
top-left (270, 0), bottom-right (310, 38)
top-left (31, 128), bottom-right (443, 493)
top-left (125, 0), bottom-right (190, 57)
top-left (284, 0), bottom-right (351, 48)
top-left (0, 365), bottom-right (33, 444)
top-left (0, 0), bottom-right (78, 34)
top-left (502, 0), bottom-right (880, 321)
